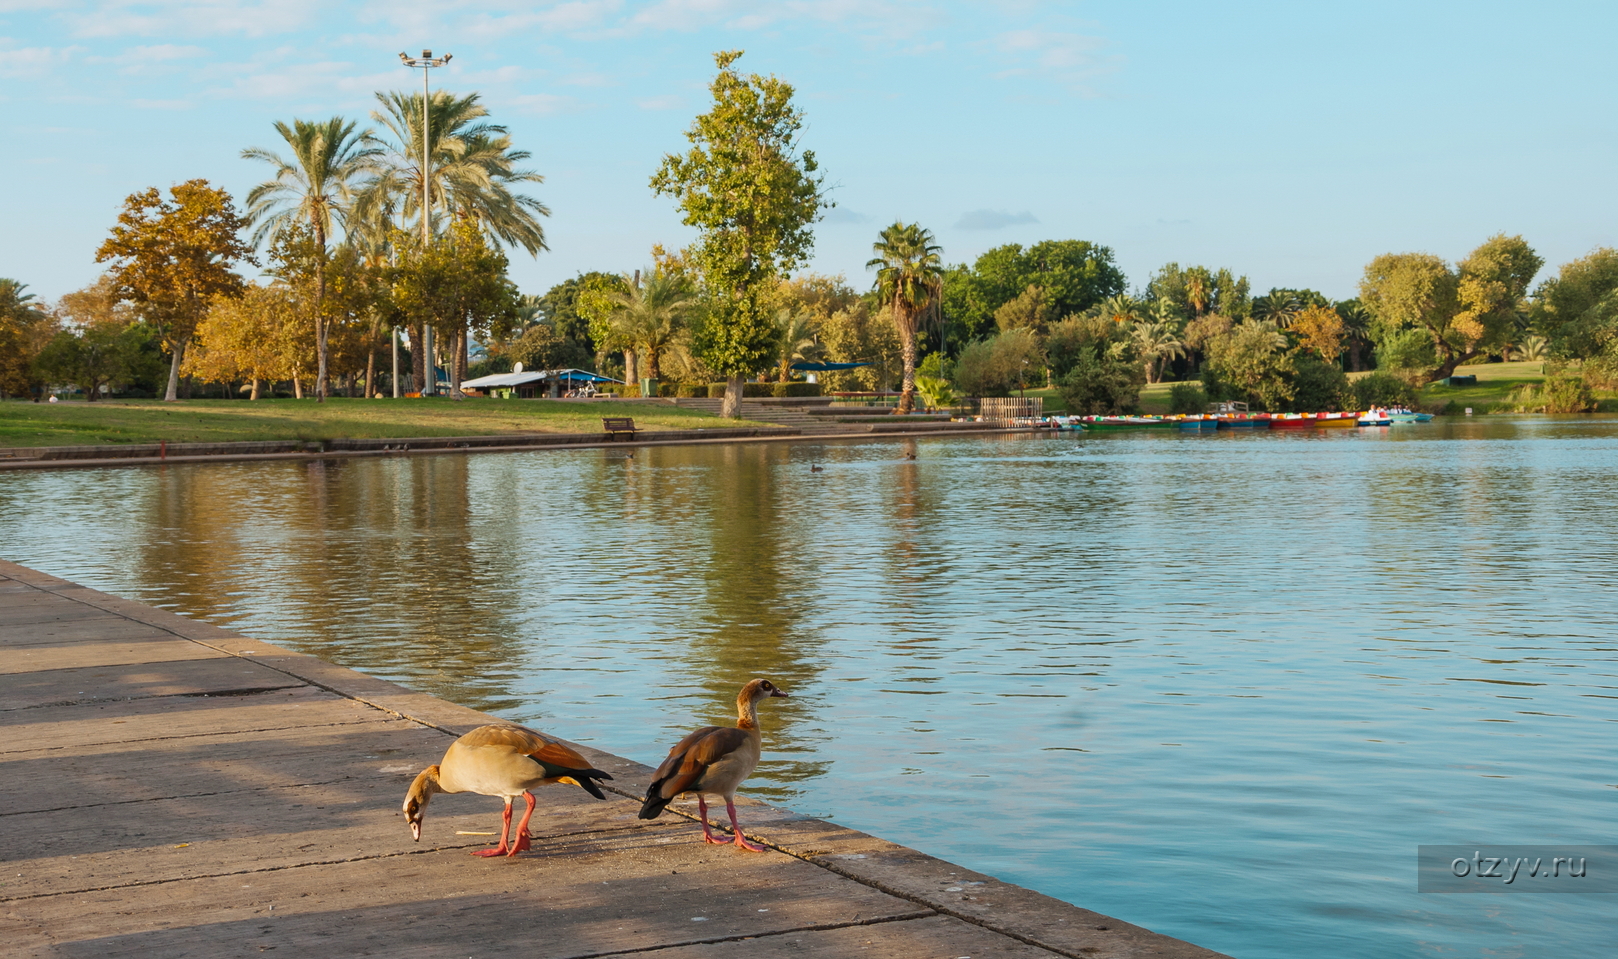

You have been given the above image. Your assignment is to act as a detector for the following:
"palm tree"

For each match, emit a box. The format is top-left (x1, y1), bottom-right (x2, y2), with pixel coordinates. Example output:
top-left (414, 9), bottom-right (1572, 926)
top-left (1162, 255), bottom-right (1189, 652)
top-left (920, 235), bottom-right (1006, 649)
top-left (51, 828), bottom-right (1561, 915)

top-left (773, 308), bottom-right (822, 382)
top-left (1252, 289), bottom-right (1302, 328)
top-left (867, 222), bottom-right (943, 414)
top-left (1131, 320), bottom-right (1186, 384)
top-left (1097, 293), bottom-right (1142, 326)
top-left (359, 91), bottom-right (549, 255)
top-left (243, 117), bottom-right (381, 401)
top-left (607, 272), bottom-right (692, 382)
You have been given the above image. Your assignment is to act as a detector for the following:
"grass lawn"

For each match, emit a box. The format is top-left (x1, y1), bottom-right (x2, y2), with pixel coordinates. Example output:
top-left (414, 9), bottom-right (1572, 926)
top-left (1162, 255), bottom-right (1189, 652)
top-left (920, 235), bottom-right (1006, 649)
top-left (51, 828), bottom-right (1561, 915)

top-left (1411, 360), bottom-right (1546, 412)
top-left (0, 398), bottom-right (756, 448)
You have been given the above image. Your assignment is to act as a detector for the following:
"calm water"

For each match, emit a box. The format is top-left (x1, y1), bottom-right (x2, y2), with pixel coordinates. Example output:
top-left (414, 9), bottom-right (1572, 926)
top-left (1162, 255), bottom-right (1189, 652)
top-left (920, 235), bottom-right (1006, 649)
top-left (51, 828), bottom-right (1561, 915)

top-left (3, 420), bottom-right (1615, 957)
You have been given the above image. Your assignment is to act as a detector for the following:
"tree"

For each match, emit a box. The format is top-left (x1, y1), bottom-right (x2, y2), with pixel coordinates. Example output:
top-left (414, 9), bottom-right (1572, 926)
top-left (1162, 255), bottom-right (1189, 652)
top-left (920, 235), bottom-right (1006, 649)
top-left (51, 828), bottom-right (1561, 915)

top-left (609, 271), bottom-right (693, 382)
top-left (954, 328), bottom-right (1043, 397)
top-left (1045, 315), bottom-right (1145, 413)
top-left (1146, 264), bottom-right (1252, 321)
top-left (651, 50), bottom-right (828, 418)
top-left (390, 220), bottom-right (521, 395)
top-left (95, 180), bottom-right (254, 401)
top-left (361, 91), bottom-right (549, 255)
top-left (1131, 320), bottom-right (1186, 383)
top-left (0, 279), bottom-right (56, 399)
top-left (772, 308), bottom-right (821, 382)
top-left (1290, 303), bottom-right (1346, 360)
top-left (1359, 235), bottom-right (1541, 382)
top-left (815, 302), bottom-right (900, 392)
top-left (993, 285), bottom-right (1052, 334)
top-left (868, 221), bottom-right (944, 413)
top-left (507, 322), bottom-right (592, 375)
top-left (1530, 248), bottom-right (1618, 382)
top-left (185, 284), bottom-right (304, 399)
top-left (941, 240), bottom-right (1126, 346)
top-left (243, 117), bottom-right (381, 401)
top-left (1202, 320), bottom-right (1295, 410)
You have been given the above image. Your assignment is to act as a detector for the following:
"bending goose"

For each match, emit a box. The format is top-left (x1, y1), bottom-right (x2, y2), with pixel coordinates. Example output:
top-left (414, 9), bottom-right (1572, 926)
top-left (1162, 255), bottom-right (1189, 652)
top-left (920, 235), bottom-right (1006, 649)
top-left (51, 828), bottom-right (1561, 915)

top-left (638, 678), bottom-right (788, 852)
top-left (403, 723), bottom-right (613, 858)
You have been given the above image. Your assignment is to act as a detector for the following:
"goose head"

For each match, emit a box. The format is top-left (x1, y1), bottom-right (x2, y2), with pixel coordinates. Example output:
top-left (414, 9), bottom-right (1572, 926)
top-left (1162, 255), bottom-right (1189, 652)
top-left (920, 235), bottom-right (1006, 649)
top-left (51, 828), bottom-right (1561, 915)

top-left (402, 765), bottom-right (443, 842)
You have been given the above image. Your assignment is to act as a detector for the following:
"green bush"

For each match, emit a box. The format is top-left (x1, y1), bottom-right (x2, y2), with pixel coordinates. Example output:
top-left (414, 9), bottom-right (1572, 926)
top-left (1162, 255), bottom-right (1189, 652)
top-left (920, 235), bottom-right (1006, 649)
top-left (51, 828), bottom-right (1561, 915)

top-left (1288, 353), bottom-right (1352, 412)
top-left (1373, 329), bottom-right (1438, 372)
top-left (707, 383), bottom-right (728, 398)
top-left (955, 328), bottom-right (1043, 396)
top-left (1169, 383), bottom-right (1207, 414)
top-left (1513, 375), bottom-right (1596, 413)
top-left (703, 381), bottom-right (821, 398)
top-left (1056, 345), bottom-right (1145, 415)
top-left (1352, 371), bottom-right (1417, 409)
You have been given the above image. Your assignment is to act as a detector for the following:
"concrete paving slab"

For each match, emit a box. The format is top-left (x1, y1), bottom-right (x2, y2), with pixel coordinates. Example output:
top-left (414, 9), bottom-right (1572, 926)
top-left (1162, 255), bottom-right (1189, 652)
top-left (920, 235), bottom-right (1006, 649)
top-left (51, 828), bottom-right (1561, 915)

top-left (6, 829), bottom-right (926, 959)
top-left (0, 719), bottom-right (443, 814)
top-left (0, 617), bottom-right (176, 647)
top-left (647, 914), bottom-right (1065, 958)
top-left (6, 779), bottom-right (652, 898)
top-left (0, 686), bottom-right (379, 754)
top-left (0, 657), bottom-right (307, 711)
top-left (0, 639), bottom-right (231, 674)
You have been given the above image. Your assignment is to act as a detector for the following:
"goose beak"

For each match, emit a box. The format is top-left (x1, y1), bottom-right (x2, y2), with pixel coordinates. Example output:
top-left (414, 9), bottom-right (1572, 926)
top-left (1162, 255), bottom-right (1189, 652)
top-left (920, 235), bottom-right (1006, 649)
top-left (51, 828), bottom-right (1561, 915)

top-left (408, 817), bottom-right (422, 842)
top-left (770, 689), bottom-right (789, 698)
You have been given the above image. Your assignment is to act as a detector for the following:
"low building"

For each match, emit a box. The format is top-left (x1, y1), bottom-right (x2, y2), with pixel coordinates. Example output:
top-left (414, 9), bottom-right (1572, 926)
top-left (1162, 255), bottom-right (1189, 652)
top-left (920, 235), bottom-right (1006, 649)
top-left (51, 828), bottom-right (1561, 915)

top-left (459, 368), bottom-right (623, 399)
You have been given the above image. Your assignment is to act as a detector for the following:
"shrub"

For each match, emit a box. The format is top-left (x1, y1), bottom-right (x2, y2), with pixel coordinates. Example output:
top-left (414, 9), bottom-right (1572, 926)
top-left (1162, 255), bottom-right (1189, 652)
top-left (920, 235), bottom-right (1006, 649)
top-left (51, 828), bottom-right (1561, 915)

top-left (1352, 371), bottom-right (1417, 409)
top-left (1513, 375), bottom-right (1596, 413)
top-left (1373, 328), bottom-right (1437, 372)
top-left (955, 328), bottom-right (1043, 396)
top-left (1056, 344), bottom-right (1145, 415)
top-left (1169, 383), bottom-right (1207, 414)
top-left (673, 383), bottom-right (706, 398)
top-left (1288, 353), bottom-right (1352, 412)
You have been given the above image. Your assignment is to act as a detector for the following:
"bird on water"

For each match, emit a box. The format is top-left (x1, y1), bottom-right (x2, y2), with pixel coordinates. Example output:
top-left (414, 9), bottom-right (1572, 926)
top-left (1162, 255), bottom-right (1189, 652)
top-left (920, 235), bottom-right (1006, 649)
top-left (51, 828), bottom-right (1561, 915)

top-left (639, 679), bottom-right (789, 852)
top-left (403, 723), bottom-right (613, 858)
top-left (810, 463), bottom-right (824, 472)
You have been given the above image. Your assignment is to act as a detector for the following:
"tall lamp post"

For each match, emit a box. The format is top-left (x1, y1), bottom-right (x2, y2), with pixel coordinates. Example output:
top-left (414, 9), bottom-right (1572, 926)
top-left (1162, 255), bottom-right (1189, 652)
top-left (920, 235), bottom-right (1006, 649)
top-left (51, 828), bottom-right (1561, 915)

top-left (399, 48), bottom-right (451, 396)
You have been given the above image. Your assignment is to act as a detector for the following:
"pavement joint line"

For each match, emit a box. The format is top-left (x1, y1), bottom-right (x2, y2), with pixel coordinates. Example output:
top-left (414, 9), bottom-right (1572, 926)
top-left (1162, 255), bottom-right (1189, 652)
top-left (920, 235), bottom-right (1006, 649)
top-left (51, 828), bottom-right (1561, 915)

top-left (556, 910), bottom-right (945, 959)
top-left (0, 822), bottom-right (671, 903)
top-left (0, 684), bottom-right (310, 712)
top-left (0, 717), bottom-right (399, 756)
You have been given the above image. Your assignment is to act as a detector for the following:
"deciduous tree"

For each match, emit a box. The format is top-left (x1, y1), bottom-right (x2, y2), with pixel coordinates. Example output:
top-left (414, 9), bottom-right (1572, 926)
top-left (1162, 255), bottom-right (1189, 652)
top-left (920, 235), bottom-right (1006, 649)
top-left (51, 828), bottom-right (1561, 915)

top-left (651, 50), bottom-right (828, 418)
top-left (95, 180), bottom-right (254, 401)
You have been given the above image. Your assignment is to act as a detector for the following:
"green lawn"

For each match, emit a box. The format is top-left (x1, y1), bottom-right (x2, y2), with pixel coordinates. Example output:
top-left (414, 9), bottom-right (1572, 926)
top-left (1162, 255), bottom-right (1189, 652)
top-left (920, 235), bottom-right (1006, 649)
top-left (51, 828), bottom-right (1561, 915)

top-left (0, 398), bottom-right (756, 448)
top-left (1411, 360), bottom-right (1548, 412)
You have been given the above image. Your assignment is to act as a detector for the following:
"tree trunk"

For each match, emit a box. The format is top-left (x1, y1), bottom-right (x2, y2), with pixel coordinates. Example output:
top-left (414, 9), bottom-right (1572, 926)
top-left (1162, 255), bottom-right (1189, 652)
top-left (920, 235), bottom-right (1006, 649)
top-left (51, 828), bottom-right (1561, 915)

top-left (451, 326), bottom-right (465, 398)
top-left (646, 349), bottom-right (660, 381)
top-left (250, 378), bottom-right (261, 401)
top-left (722, 375), bottom-right (744, 419)
top-left (411, 323), bottom-right (426, 393)
top-left (163, 342), bottom-right (185, 402)
top-left (624, 349), bottom-right (639, 391)
top-left (293, 374), bottom-right (304, 400)
top-left (895, 328), bottom-right (917, 415)
top-left (366, 323), bottom-right (378, 398)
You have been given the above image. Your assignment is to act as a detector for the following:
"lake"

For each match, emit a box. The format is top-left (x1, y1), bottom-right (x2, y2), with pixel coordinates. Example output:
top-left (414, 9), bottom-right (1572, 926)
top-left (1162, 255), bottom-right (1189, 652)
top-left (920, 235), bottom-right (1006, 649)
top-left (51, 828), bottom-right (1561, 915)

top-left (3, 418), bottom-right (1614, 957)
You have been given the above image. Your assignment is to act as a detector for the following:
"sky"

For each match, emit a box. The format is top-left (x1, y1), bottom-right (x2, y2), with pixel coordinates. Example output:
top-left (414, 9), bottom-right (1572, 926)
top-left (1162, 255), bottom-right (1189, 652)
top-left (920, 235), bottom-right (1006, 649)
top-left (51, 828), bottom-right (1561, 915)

top-left (5, 0), bottom-right (1617, 304)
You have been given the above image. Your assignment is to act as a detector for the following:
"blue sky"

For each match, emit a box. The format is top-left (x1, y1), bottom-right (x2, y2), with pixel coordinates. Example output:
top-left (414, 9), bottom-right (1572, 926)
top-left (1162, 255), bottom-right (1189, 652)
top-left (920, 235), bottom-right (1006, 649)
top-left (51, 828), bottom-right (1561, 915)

top-left (5, 1), bottom-right (1616, 303)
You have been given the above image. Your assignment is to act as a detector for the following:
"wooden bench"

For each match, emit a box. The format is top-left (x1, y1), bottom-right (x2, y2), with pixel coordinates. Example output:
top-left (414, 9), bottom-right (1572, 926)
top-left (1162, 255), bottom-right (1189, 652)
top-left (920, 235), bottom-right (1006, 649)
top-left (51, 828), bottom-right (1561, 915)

top-left (602, 416), bottom-right (640, 440)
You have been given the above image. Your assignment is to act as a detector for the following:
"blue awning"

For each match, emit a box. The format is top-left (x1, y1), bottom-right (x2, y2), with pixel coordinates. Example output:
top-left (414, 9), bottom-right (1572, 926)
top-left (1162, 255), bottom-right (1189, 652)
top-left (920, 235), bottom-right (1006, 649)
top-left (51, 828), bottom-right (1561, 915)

top-left (790, 361), bottom-right (872, 371)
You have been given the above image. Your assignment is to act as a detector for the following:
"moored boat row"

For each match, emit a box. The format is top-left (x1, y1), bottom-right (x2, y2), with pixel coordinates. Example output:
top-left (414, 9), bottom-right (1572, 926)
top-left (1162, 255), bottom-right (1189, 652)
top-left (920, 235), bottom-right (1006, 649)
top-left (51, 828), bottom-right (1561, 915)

top-left (1045, 408), bottom-right (1433, 432)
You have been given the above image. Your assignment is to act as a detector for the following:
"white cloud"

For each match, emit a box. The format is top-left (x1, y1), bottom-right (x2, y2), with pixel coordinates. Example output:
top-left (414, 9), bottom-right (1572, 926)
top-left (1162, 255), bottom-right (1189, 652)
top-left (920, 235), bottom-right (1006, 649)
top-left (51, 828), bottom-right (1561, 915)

top-left (991, 28), bottom-right (1119, 91)
top-left (955, 209), bottom-right (1038, 230)
top-left (0, 42), bottom-right (84, 77)
top-left (66, 0), bottom-right (323, 39)
top-left (508, 92), bottom-right (578, 114)
top-left (635, 93), bottom-right (682, 110)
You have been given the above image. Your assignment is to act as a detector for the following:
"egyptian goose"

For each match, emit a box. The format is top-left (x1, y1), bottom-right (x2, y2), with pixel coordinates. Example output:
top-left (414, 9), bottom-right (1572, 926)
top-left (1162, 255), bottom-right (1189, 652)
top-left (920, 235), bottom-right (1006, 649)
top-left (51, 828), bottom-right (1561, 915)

top-left (403, 723), bottom-right (613, 858)
top-left (638, 678), bottom-right (789, 852)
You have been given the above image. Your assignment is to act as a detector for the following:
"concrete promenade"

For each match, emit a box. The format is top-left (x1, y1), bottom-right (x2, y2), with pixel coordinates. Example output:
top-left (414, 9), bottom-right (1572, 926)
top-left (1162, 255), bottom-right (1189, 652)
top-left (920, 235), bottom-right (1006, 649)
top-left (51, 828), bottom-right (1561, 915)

top-left (0, 560), bottom-right (1227, 959)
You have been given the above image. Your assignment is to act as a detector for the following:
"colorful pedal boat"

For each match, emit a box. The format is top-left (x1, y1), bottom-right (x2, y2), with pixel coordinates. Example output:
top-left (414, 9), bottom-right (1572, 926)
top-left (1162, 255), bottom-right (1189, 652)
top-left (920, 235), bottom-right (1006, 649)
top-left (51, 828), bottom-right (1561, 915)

top-left (1215, 415), bottom-right (1268, 429)
top-left (1314, 412), bottom-right (1359, 429)
top-left (1268, 413), bottom-right (1316, 430)
top-left (1080, 416), bottom-right (1177, 431)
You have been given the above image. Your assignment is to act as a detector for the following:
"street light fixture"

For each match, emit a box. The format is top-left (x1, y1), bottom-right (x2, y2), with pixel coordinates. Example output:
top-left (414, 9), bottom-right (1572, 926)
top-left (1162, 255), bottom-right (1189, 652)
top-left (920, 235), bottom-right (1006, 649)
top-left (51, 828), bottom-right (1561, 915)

top-left (399, 49), bottom-right (451, 396)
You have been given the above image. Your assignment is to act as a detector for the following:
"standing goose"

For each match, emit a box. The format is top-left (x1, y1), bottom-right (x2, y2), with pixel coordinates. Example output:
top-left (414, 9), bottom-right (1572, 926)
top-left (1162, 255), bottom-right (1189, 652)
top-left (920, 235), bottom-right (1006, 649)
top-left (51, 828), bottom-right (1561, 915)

top-left (403, 723), bottom-right (613, 858)
top-left (638, 678), bottom-right (789, 852)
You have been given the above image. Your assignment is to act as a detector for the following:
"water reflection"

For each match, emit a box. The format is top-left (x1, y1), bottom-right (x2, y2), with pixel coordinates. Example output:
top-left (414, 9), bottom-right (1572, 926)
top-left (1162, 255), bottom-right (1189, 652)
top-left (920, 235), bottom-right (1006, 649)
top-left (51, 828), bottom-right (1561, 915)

top-left (4, 418), bottom-right (1618, 959)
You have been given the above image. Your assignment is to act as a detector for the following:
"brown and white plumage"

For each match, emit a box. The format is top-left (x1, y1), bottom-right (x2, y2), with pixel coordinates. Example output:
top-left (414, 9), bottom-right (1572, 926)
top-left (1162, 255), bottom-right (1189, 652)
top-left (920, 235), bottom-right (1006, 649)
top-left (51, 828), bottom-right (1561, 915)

top-left (638, 678), bottom-right (789, 852)
top-left (403, 723), bottom-right (613, 858)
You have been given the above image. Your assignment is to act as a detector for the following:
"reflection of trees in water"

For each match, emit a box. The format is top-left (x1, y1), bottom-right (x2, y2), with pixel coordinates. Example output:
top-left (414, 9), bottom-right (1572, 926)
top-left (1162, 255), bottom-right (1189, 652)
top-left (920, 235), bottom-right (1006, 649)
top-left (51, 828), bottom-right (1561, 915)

top-left (129, 457), bottom-right (529, 714)
top-left (630, 442), bottom-right (831, 802)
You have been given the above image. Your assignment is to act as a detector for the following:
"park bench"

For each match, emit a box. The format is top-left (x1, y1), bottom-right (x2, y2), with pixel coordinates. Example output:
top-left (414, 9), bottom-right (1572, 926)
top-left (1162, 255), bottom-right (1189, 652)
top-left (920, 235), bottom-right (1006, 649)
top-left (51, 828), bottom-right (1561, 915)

top-left (602, 416), bottom-right (640, 440)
